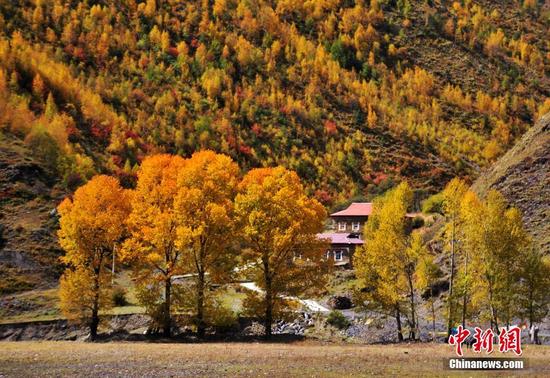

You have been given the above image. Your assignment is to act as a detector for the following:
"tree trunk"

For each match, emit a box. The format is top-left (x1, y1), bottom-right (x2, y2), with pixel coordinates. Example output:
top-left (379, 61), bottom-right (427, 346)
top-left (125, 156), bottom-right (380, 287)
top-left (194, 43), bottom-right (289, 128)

top-left (461, 252), bottom-right (468, 329)
top-left (196, 270), bottom-right (206, 338)
top-left (447, 220), bottom-right (456, 337)
top-left (264, 272), bottom-right (273, 340)
top-left (488, 281), bottom-right (499, 333)
top-left (407, 272), bottom-right (416, 340)
top-left (90, 269), bottom-right (100, 341)
top-left (529, 298), bottom-right (534, 330)
top-left (461, 291), bottom-right (467, 329)
top-left (528, 283), bottom-right (534, 329)
top-left (395, 306), bottom-right (404, 342)
top-left (89, 249), bottom-right (104, 342)
top-left (431, 296), bottom-right (436, 342)
top-left (163, 277), bottom-right (171, 337)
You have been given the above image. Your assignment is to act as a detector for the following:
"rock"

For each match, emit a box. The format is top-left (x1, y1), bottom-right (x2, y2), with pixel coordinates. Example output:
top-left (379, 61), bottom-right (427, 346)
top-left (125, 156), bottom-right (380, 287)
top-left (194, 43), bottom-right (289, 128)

top-left (29, 227), bottom-right (50, 242)
top-left (242, 322), bottom-right (265, 336)
top-left (327, 295), bottom-right (353, 310)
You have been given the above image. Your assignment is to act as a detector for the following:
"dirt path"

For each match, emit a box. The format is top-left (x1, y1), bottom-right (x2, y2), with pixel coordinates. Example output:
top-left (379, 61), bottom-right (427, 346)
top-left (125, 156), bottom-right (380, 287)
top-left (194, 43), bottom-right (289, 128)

top-left (239, 282), bottom-right (330, 313)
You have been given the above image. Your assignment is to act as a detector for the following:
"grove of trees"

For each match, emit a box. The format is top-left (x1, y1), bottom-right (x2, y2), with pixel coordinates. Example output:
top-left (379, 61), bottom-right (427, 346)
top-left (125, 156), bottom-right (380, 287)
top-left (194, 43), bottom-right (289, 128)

top-left (58, 151), bottom-right (328, 340)
top-left (58, 157), bottom-right (549, 343)
top-left (354, 178), bottom-right (550, 341)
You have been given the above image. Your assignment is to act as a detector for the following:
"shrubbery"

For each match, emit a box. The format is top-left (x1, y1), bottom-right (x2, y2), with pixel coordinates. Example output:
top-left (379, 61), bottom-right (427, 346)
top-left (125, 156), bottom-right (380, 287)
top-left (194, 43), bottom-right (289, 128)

top-left (326, 310), bottom-right (351, 330)
top-left (112, 286), bottom-right (128, 307)
top-left (421, 192), bottom-right (444, 214)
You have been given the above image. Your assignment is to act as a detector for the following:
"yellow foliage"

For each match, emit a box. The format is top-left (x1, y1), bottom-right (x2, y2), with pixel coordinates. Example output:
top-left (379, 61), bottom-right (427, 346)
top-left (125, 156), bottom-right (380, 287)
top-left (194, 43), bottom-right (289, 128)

top-left (59, 266), bottom-right (113, 322)
top-left (485, 29), bottom-right (505, 56)
top-left (235, 166), bottom-right (328, 336)
top-left (354, 182), bottom-right (426, 339)
top-left (32, 73), bottom-right (45, 98)
top-left (143, 0), bottom-right (156, 18)
top-left (201, 68), bottom-right (226, 99)
top-left (536, 98), bottom-right (550, 120)
top-left (174, 150), bottom-right (240, 335)
top-left (460, 190), bottom-right (532, 327)
top-left (58, 175), bottom-right (130, 267)
top-left (57, 175), bottom-right (129, 336)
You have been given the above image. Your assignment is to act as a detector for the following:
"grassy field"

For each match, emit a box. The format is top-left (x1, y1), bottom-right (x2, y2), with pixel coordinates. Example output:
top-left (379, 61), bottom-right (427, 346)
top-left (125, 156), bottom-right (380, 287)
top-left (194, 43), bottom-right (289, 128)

top-left (0, 341), bottom-right (548, 377)
top-left (0, 271), bottom-right (148, 324)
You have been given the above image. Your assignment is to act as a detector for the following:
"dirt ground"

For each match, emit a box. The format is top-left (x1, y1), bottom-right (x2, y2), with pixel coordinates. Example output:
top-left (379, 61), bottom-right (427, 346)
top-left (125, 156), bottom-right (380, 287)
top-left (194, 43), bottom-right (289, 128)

top-left (0, 341), bottom-right (548, 377)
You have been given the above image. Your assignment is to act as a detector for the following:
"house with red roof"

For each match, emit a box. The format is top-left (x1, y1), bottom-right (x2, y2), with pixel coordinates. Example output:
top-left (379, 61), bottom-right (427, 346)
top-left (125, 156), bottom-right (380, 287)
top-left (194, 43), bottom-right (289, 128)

top-left (318, 202), bottom-right (373, 268)
top-left (319, 202), bottom-right (418, 268)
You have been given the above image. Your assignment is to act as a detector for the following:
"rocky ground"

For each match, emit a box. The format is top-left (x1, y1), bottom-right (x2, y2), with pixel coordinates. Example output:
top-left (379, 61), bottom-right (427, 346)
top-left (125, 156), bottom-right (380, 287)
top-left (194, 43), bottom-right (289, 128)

top-left (2, 309), bottom-right (548, 347)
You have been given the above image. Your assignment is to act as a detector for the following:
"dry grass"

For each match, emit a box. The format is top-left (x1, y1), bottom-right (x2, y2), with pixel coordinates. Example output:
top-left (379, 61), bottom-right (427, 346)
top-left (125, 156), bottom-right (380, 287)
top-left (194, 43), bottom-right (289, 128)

top-left (0, 341), bottom-right (548, 377)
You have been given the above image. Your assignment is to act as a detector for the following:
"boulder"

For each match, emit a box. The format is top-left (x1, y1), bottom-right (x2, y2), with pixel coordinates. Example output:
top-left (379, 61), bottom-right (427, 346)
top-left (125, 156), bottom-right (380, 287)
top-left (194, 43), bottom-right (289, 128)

top-left (327, 295), bottom-right (353, 310)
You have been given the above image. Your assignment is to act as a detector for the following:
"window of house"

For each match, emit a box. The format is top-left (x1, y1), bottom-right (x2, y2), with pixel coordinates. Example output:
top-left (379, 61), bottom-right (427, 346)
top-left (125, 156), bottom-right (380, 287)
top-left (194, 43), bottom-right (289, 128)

top-left (338, 222), bottom-right (346, 231)
top-left (334, 250), bottom-right (343, 261)
top-left (352, 222), bottom-right (360, 231)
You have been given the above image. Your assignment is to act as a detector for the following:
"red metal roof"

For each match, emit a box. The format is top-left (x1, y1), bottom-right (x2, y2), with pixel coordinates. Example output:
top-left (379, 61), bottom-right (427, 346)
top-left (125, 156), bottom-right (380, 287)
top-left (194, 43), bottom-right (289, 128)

top-left (330, 202), bottom-right (373, 217)
top-left (317, 233), bottom-right (364, 245)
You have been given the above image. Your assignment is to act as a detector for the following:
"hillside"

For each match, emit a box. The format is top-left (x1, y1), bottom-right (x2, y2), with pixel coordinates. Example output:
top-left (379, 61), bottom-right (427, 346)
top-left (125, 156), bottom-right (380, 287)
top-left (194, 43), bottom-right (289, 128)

top-left (0, 1), bottom-right (548, 201)
top-left (0, 134), bottom-right (64, 294)
top-left (472, 112), bottom-right (550, 254)
top-left (0, 0), bottom-right (549, 295)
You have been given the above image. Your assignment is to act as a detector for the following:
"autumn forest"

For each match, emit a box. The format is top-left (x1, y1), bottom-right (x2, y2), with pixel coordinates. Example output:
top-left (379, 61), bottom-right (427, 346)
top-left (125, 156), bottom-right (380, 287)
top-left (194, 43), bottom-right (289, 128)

top-left (0, 0), bottom-right (548, 205)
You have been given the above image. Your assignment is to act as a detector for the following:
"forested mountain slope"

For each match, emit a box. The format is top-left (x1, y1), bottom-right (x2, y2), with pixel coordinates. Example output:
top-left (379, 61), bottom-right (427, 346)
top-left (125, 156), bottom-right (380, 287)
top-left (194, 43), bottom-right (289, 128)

top-left (0, 0), bottom-right (548, 204)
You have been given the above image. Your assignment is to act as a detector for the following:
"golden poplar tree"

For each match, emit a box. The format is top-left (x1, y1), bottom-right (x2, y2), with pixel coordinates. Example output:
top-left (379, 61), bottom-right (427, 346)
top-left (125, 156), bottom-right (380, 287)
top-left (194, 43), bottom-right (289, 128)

top-left (235, 167), bottom-right (328, 339)
top-left (518, 246), bottom-right (550, 329)
top-left (174, 150), bottom-right (240, 337)
top-left (355, 182), bottom-right (426, 341)
top-left (461, 190), bottom-right (531, 331)
top-left (121, 154), bottom-right (187, 337)
top-left (441, 178), bottom-right (468, 335)
top-left (58, 175), bottom-right (130, 340)
top-left (416, 247), bottom-right (442, 341)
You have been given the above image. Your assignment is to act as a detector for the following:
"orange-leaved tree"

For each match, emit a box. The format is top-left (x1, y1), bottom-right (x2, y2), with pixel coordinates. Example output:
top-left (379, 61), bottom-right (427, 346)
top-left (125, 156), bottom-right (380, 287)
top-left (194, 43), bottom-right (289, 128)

top-left (174, 150), bottom-right (240, 337)
top-left (235, 167), bottom-right (329, 339)
top-left (58, 175), bottom-right (130, 340)
top-left (121, 154), bottom-right (186, 337)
